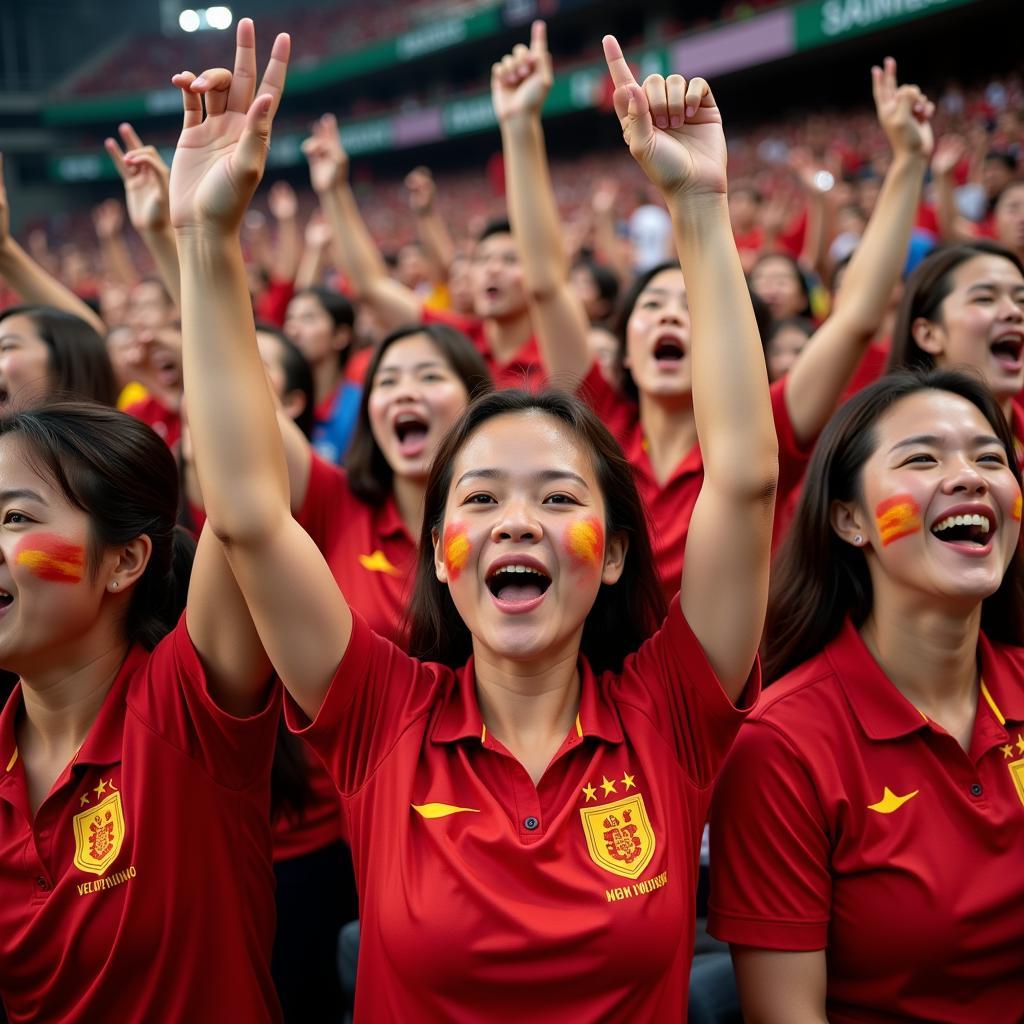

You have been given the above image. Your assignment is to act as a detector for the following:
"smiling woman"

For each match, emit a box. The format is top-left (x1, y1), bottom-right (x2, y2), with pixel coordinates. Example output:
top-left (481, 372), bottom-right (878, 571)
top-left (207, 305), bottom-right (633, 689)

top-left (710, 369), bottom-right (1024, 1024)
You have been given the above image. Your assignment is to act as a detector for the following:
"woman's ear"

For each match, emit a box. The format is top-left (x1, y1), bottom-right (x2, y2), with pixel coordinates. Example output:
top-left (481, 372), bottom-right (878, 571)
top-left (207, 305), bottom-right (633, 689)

top-left (601, 532), bottom-right (628, 585)
top-left (106, 534), bottom-right (153, 593)
top-left (830, 500), bottom-right (869, 549)
top-left (282, 388), bottom-right (307, 423)
top-left (432, 527), bottom-right (447, 583)
top-left (911, 315), bottom-right (945, 357)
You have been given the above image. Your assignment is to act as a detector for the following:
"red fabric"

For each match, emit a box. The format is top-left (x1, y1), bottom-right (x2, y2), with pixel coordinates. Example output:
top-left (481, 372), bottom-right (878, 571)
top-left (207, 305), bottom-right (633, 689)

top-left (124, 396), bottom-right (181, 449)
top-left (345, 345), bottom-right (373, 385)
top-left (0, 617), bottom-right (281, 1022)
top-left (271, 744), bottom-right (348, 862)
top-left (916, 202), bottom-right (940, 236)
top-left (286, 598), bottom-right (759, 1022)
top-left (295, 455), bottom-right (416, 645)
top-left (255, 277), bottom-right (295, 328)
top-left (733, 227), bottom-right (764, 256)
top-left (422, 305), bottom-right (546, 392)
top-left (579, 365), bottom-right (812, 601)
top-left (709, 620), bottom-right (1024, 1022)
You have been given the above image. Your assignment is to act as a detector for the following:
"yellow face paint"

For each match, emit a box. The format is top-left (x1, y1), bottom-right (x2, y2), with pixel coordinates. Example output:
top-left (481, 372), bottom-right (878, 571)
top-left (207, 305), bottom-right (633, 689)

top-left (1012, 493), bottom-right (1022, 522)
top-left (875, 494), bottom-right (922, 546)
top-left (565, 518), bottom-right (603, 567)
top-left (443, 523), bottom-right (471, 580)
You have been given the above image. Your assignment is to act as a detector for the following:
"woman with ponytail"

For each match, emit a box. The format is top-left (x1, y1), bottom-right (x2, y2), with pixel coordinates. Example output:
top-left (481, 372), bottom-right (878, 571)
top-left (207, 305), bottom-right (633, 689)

top-left (0, 402), bottom-right (282, 1021)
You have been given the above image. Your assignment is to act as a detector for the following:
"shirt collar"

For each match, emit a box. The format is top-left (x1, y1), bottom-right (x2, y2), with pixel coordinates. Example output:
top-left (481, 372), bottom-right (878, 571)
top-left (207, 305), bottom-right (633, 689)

top-left (430, 655), bottom-right (624, 746)
top-left (0, 647), bottom-right (143, 782)
top-left (829, 618), bottom-right (1024, 740)
top-left (376, 492), bottom-right (413, 543)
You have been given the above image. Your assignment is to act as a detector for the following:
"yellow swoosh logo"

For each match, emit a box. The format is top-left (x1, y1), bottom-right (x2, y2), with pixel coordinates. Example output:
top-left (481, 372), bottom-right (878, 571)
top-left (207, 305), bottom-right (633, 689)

top-left (411, 803), bottom-right (480, 819)
top-left (867, 787), bottom-right (919, 814)
top-left (358, 550), bottom-right (401, 576)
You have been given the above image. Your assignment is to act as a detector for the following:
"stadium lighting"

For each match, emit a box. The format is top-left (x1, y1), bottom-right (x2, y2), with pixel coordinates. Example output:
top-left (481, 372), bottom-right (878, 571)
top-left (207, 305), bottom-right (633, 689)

top-left (178, 9), bottom-right (201, 32)
top-left (206, 6), bottom-right (233, 30)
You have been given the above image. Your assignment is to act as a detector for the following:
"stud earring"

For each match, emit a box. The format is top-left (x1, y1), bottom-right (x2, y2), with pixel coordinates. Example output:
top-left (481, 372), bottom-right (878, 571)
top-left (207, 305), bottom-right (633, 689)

top-left (853, 535), bottom-right (863, 545)
top-left (111, 581), bottom-right (119, 590)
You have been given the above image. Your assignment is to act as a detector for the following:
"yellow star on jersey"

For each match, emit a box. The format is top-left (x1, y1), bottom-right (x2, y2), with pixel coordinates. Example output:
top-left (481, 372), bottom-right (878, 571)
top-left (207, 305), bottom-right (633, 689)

top-left (582, 782), bottom-right (597, 802)
top-left (1017, 734), bottom-right (1024, 755)
top-left (621, 772), bottom-right (636, 791)
top-left (79, 792), bottom-right (90, 807)
top-left (94, 778), bottom-right (107, 798)
top-left (600, 775), bottom-right (617, 796)
top-left (1003, 744), bottom-right (1016, 759)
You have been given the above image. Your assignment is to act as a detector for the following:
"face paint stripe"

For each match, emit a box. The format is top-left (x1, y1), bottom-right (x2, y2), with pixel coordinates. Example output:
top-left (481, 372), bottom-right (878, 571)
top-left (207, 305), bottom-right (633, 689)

top-left (14, 535), bottom-right (85, 584)
top-left (1013, 494), bottom-right (1022, 522)
top-left (443, 524), bottom-right (470, 580)
top-left (565, 518), bottom-right (604, 566)
top-left (875, 495), bottom-right (922, 547)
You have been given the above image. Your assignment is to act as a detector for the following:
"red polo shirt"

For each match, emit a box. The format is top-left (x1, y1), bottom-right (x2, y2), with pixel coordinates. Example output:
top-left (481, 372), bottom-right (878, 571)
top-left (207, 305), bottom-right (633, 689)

top-left (0, 616), bottom-right (281, 1022)
top-left (708, 619), bottom-right (1024, 1022)
top-left (579, 365), bottom-right (811, 601)
top-left (422, 306), bottom-right (545, 392)
top-left (296, 455), bottom-right (416, 645)
top-left (286, 597), bottom-right (758, 1022)
top-left (124, 395), bottom-right (181, 449)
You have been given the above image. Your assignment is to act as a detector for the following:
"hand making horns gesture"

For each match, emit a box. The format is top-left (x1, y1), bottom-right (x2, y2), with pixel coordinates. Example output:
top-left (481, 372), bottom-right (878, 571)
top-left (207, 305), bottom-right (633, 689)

top-left (601, 35), bottom-right (726, 200)
top-left (168, 17), bottom-right (291, 233)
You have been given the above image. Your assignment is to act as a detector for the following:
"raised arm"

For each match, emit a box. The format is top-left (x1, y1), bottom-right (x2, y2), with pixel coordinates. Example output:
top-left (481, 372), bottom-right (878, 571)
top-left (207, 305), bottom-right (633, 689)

top-left (303, 114), bottom-right (419, 329)
top-left (931, 134), bottom-right (977, 243)
top-left (785, 58), bottom-right (933, 445)
top-left (171, 19), bottom-right (351, 719)
top-left (494, 21), bottom-right (591, 387)
top-left (267, 180), bottom-right (301, 284)
top-left (92, 199), bottom-right (139, 289)
top-left (0, 154), bottom-right (106, 334)
top-left (105, 124), bottom-right (182, 307)
top-left (603, 38), bottom-right (777, 696)
top-left (405, 166), bottom-right (455, 285)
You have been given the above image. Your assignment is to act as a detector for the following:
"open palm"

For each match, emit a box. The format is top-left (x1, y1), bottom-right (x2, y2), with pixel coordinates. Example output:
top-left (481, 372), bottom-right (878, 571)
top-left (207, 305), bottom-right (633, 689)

top-left (169, 19), bottom-right (290, 232)
top-left (603, 36), bottom-right (726, 199)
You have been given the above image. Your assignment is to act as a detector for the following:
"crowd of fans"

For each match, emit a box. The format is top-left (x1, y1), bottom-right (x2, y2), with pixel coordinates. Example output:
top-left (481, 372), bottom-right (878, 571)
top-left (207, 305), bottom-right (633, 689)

top-left (0, 11), bottom-right (1022, 1024)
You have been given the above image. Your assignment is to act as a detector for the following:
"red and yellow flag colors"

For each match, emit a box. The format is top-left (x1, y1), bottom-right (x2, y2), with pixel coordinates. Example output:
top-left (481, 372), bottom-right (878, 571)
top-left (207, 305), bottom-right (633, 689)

top-left (875, 495), bottom-right (922, 547)
top-left (1012, 494), bottom-right (1022, 522)
top-left (15, 534), bottom-right (85, 583)
top-left (443, 524), bottom-right (471, 580)
top-left (566, 518), bottom-right (603, 567)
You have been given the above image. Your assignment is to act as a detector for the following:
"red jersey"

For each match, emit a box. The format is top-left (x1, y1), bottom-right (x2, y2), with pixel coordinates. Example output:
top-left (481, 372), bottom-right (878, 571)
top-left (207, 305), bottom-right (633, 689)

top-left (124, 395), bottom-right (181, 449)
top-left (296, 455), bottom-right (416, 645)
top-left (709, 619), bottom-right (1024, 1022)
top-left (286, 598), bottom-right (759, 1022)
top-left (579, 365), bottom-right (811, 600)
top-left (254, 277), bottom-right (295, 328)
top-left (0, 617), bottom-right (282, 1022)
top-left (421, 305), bottom-right (545, 392)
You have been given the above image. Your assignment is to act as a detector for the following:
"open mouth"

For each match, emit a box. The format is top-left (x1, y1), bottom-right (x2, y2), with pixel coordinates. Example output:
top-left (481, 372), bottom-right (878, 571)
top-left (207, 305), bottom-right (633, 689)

top-left (653, 335), bottom-right (685, 363)
top-left (0, 387), bottom-right (8, 405)
top-left (991, 333), bottom-right (1024, 371)
top-left (484, 286), bottom-right (501, 301)
top-left (485, 562), bottom-right (552, 604)
top-left (0, 589), bottom-right (13, 609)
top-left (394, 413), bottom-right (429, 456)
top-left (931, 512), bottom-right (994, 547)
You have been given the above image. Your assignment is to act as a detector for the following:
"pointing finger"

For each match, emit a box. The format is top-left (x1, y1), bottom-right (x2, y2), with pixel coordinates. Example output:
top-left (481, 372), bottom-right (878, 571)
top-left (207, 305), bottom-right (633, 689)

top-left (530, 19), bottom-right (547, 57)
top-left (602, 35), bottom-right (637, 91)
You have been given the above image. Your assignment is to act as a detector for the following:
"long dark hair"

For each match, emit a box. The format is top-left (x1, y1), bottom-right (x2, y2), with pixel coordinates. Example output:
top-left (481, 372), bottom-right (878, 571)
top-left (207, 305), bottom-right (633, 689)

top-left (0, 402), bottom-right (194, 650)
top-left (346, 323), bottom-right (492, 506)
top-left (766, 369), bottom-right (1024, 681)
top-left (406, 389), bottom-right (667, 673)
top-left (887, 241), bottom-right (1024, 373)
top-left (0, 305), bottom-right (118, 407)
top-left (254, 321), bottom-right (315, 439)
top-left (292, 286), bottom-right (354, 370)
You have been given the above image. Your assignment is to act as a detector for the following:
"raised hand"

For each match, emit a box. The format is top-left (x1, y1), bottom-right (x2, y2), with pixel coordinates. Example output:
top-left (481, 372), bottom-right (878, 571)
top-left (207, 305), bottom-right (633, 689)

top-left (301, 114), bottom-right (348, 195)
top-left (491, 20), bottom-right (552, 123)
top-left (602, 36), bottom-right (726, 199)
top-left (304, 209), bottom-right (332, 250)
top-left (168, 18), bottom-right (290, 232)
top-left (592, 176), bottom-right (620, 217)
top-left (268, 180), bottom-right (298, 221)
top-left (92, 198), bottom-right (125, 239)
top-left (105, 123), bottom-right (172, 233)
top-left (405, 166), bottom-right (436, 215)
top-left (931, 134), bottom-right (966, 178)
top-left (872, 57), bottom-right (934, 160)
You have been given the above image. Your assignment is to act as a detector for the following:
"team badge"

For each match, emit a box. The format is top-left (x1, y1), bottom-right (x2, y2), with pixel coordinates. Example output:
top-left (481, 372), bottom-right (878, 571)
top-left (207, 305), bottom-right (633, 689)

top-left (1009, 759), bottom-right (1024, 810)
top-left (580, 794), bottom-right (655, 880)
top-left (73, 791), bottom-right (126, 876)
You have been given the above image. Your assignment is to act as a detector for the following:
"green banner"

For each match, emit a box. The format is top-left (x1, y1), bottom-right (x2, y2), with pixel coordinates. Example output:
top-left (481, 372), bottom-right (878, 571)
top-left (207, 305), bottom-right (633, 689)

top-left (794, 0), bottom-right (979, 48)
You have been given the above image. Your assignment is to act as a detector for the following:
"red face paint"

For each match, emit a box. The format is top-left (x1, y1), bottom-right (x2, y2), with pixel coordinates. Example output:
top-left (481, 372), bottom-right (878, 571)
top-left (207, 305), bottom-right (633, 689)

top-left (14, 533), bottom-right (85, 583)
top-left (565, 518), bottom-right (604, 568)
top-left (875, 494), bottom-right (922, 546)
top-left (1012, 493), bottom-right (1022, 522)
top-left (443, 523), bottom-right (471, 580)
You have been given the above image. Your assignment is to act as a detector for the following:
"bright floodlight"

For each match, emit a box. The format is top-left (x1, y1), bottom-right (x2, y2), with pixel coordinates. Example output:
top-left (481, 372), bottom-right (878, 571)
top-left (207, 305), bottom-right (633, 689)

top-left (206, 6), bottom-right (233, 29)
top-left (179, 9), bottom-right (201, 31)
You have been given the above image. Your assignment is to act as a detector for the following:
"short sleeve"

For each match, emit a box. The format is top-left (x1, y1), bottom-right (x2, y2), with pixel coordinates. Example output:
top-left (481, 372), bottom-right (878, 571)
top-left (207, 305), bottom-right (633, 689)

top-left (770, 376), bottom-right (814, 503)
top-left (129, 614), bottom-right (282, 791)
top-left (576, 363), bottom-right (637, 448)
top-left (284, 609), bottom-right (446, 796)
top-left (295, 455), bottom-right (349, 550)
top-left (611, 598), bottom-right (760, 787)
top-left (708, 719), bottom-right (832, 950)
